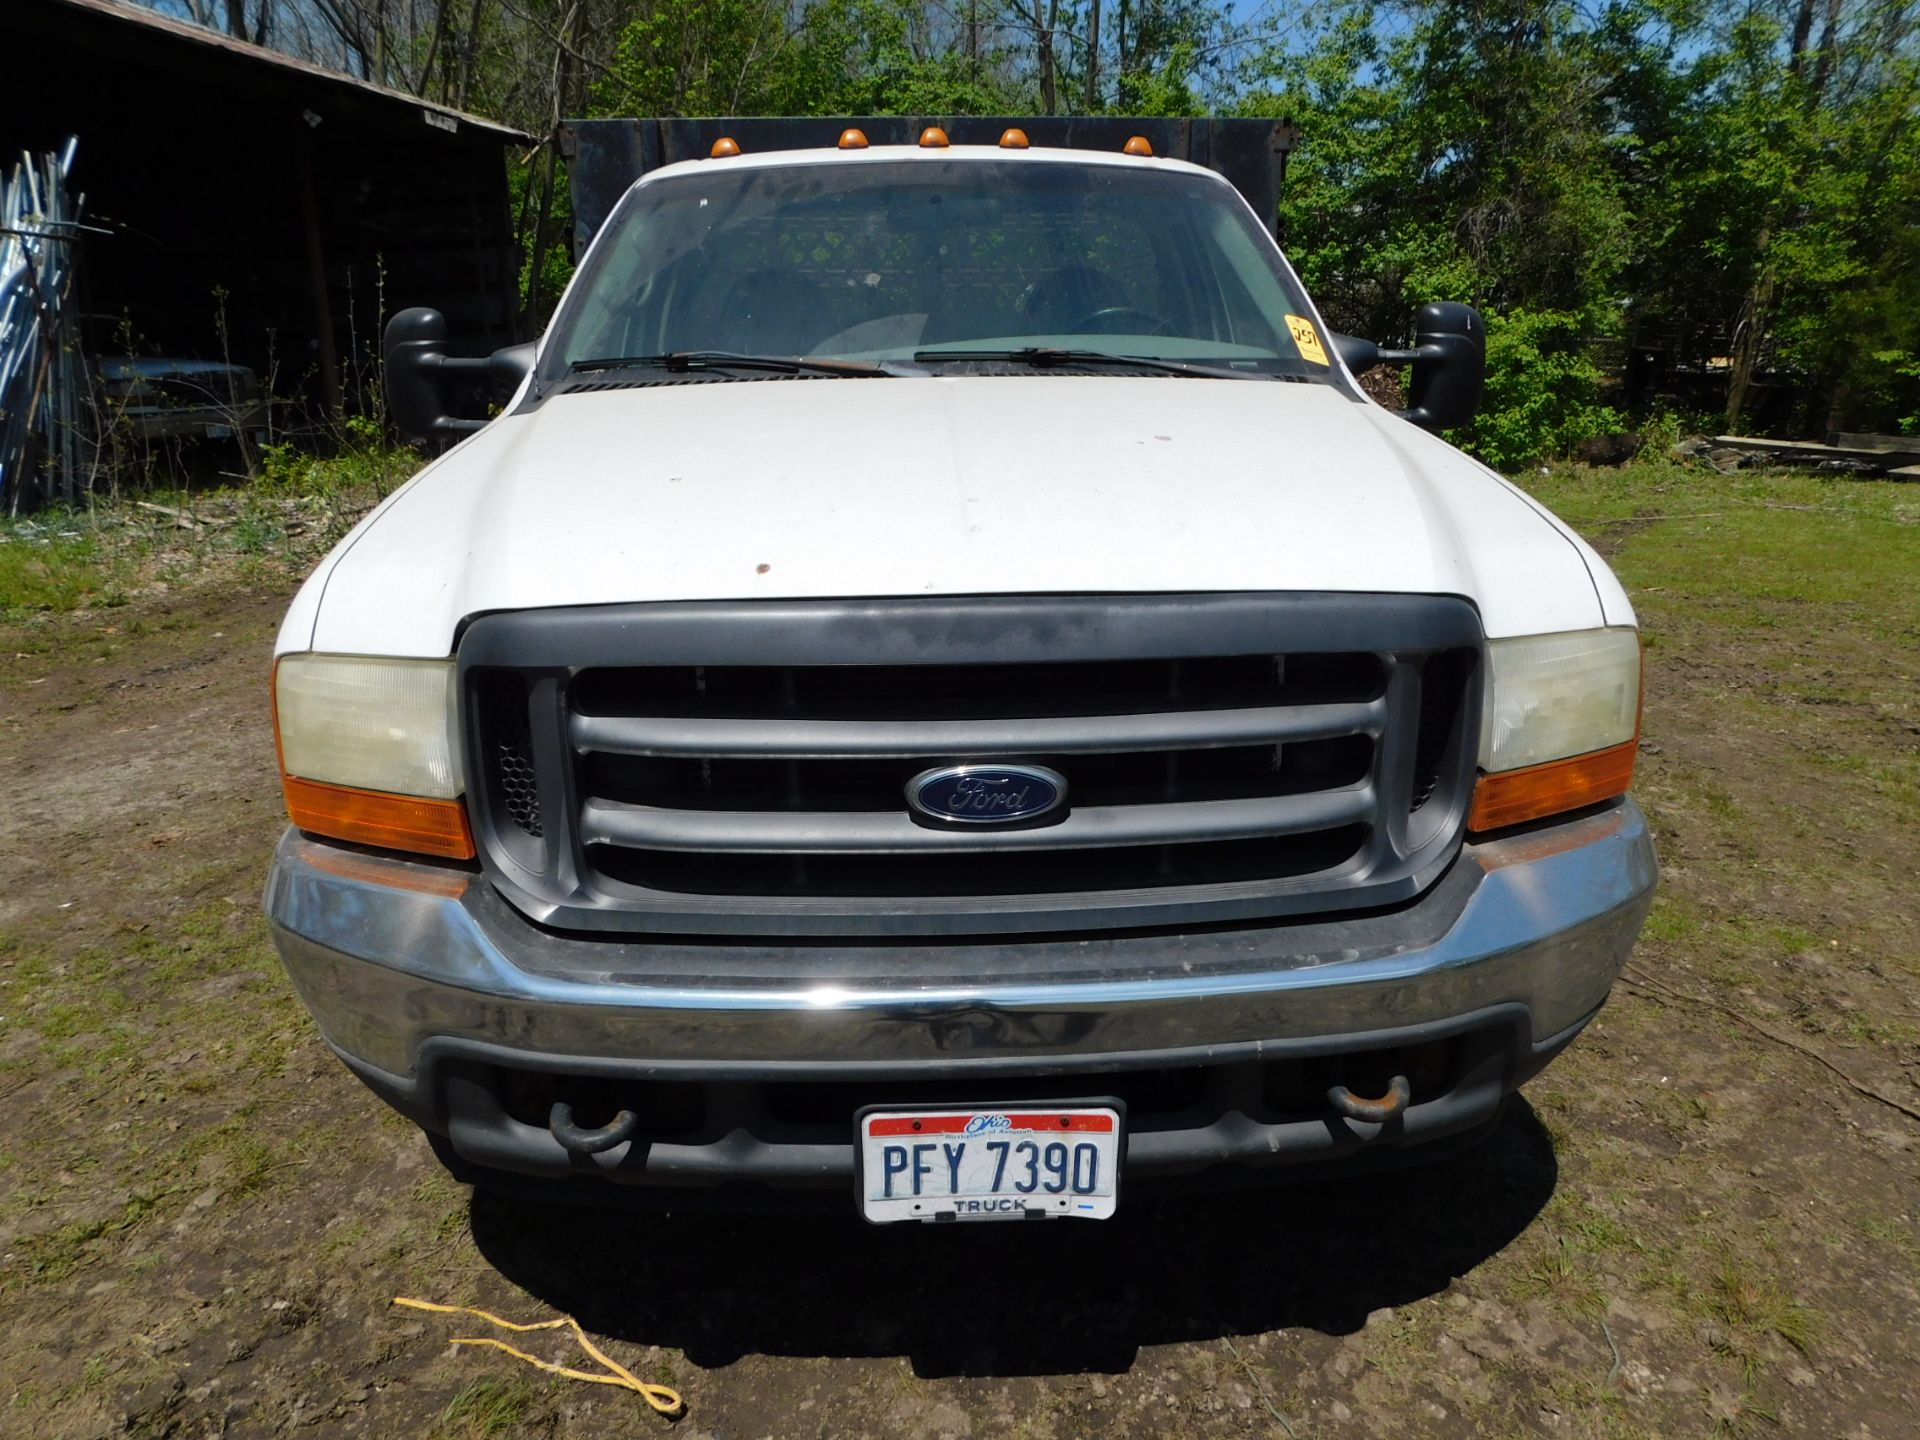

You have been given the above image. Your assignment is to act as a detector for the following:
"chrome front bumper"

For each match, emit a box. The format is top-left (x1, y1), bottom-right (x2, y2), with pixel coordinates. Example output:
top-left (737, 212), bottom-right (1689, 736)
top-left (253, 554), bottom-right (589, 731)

top-left (267, 800), bottom-right (1653, 1078)
top-left (265, 801), bottom-right (1654, 1192)
top-left (266, 802), bottom-right (1651, 1198)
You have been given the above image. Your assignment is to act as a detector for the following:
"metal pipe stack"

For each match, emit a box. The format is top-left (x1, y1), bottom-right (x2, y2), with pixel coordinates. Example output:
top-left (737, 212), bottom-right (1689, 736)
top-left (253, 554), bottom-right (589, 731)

top-left (0, 138), bottom-right (87, 513)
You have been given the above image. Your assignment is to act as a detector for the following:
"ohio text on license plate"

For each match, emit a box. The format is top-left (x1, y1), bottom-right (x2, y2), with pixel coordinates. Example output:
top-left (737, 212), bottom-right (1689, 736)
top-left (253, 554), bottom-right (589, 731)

top-left (857, 1106), bottom-right (1122, 1223)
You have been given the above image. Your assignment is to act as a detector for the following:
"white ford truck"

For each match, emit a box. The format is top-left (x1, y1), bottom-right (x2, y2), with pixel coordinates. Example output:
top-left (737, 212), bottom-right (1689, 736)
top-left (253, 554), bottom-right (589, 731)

top-left (265, 128), bottom-right (1654, 1222)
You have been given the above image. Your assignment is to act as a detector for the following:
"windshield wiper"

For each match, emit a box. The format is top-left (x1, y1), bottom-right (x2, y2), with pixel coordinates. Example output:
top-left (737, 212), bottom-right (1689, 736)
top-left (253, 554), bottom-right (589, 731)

top-left (569, 351), bottom-right (892, 377)
top-left (912, 348), bottom-right (1272, 380)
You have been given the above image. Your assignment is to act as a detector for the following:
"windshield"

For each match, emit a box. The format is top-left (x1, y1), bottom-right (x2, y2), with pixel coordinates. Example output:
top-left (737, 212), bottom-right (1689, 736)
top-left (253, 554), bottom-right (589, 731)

top-left (541, 158), bottom-right (1341, 383)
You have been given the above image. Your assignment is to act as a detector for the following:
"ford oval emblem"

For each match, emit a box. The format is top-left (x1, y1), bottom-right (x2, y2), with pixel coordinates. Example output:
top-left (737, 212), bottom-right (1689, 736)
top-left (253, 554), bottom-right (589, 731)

top-left (906, 763), bottom-right (1068, 827)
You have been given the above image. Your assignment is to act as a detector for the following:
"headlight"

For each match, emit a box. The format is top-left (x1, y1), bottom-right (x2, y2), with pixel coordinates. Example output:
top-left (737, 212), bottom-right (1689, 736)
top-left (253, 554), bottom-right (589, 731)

top-left (273, 655), bottom-right (472, 858)
top-left (1480, 628), bottom-right (1640, 772)
top-left (1471, 628), bottom-right (1641, 831)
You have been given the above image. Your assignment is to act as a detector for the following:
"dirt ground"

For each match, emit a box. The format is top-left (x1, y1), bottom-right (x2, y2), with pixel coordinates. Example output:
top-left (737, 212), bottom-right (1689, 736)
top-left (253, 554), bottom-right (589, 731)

top-left (2, 462), bottom-right (1917, 1439)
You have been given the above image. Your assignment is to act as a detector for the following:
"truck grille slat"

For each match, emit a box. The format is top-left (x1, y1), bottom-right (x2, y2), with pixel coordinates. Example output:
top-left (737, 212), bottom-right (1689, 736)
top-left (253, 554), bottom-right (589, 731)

top-left (459, 595), bottom-right (1484, 938)
top-left (579, 787), bottom-right (1376, 855)
top-left (568, 700), bottom-right (1385, 759)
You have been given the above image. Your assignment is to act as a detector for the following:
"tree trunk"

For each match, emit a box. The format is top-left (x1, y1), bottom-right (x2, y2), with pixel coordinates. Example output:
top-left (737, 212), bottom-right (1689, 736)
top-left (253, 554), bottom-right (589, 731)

top-left (524, 4), bottom-right (579, 331)
top-left (1725, 225), bottom-right (1774, 431)
top-left (1732, 0), bottom-right (1841, 431)
top-left (1787, 0), bottom-right (1817, 71)
top-left (1031, 0), bottom-right (1059, 115)
top-left (1086, 0), bottom-right (1101, 111)
top-left (417, 0), bottom-right (454, 99)
top-left (1808, 0), bottom-right (1843, 104)
top-left (456, 0), bottom-right (487, 108)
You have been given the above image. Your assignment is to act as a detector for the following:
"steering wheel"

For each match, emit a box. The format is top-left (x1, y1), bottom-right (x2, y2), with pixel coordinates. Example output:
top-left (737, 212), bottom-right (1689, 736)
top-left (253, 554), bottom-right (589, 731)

top-left (1070, 305), bottom-right (1171, 336)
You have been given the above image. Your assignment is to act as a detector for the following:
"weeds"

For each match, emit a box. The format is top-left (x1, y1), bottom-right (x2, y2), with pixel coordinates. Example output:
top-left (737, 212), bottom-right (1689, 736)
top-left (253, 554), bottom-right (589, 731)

top-left (12, 1189), bottom-right (172, 1285)
top-left (0, 425), bottom-right (421, 617)
top-left (434, 1377), bottom-right (541, 1439)
top-left (1705, 1266), bottom-right (1819, 1358)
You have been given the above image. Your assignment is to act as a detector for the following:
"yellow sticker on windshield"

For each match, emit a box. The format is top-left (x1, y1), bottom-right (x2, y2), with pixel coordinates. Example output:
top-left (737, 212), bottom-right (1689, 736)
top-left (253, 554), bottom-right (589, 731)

top-left (1286, 315), bottom-right (1329, 366)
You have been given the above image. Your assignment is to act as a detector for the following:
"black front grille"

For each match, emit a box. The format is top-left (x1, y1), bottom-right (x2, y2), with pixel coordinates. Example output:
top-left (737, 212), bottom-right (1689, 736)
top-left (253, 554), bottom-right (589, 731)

top-left (459, 595), bottom-right (1484, 938)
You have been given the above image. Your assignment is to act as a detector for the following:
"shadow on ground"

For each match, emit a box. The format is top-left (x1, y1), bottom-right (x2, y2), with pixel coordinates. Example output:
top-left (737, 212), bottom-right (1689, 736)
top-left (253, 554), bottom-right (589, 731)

top-left (468, 1102), bottom-right (1556, 1378)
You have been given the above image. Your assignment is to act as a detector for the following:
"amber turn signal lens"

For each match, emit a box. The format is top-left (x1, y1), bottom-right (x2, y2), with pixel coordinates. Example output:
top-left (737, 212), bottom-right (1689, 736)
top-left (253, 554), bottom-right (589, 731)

top-left (999, 128), bottom-right (1030, 149)
top-left (919, 126), bottom-right (950, 148)
top-left (1467, 740), bottom-right (1638, 833)
top-left (838, 128), bottom-right (869, 149)
top-left (282, 775), bottom-right (476, 860)
top-left (1123, 135), bottom-right (1154, 156)
top-left (709, 136), bottom-right (741, 158)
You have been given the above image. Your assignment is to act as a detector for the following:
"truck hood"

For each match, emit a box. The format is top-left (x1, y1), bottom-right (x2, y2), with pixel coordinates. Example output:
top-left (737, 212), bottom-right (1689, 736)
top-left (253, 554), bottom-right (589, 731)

top-left (301, 376), bottom-right (1606, 655)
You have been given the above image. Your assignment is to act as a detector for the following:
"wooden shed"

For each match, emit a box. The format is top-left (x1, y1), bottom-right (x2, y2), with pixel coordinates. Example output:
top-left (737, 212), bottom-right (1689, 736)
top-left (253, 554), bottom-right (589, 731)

top-left (0, 0), bottom-right (530, 422)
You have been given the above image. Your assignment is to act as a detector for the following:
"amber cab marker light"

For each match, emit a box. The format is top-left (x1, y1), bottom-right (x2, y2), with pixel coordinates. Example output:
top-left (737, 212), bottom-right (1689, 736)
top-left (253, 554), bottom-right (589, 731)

top-left (1123, 135), bottom-right (1154, 156)
top-left (919, 126), bottom-right (950, 148)
top-left (999, 128), bottom-right (1030, 149)
top-left (282, 775), bottom-right (476, 861)
top-left (837, 128), bottom-right (869, 149)
top-left (1467, 739), bottom-right (1638, 834)
top-left (709, 136), bottom-right (741, 158)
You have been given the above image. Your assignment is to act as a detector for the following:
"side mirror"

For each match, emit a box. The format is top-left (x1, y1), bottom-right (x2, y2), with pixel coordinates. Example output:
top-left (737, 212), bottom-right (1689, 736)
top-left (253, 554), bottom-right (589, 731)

top-left (1330, 332), bottom-right (1381, 374)
top-left (1404, 302), bottom-right (1485, 431)
top-left (1328, 302), bottom-right (1487, 433)
top-left (382, 307), bottom-right (534, 444)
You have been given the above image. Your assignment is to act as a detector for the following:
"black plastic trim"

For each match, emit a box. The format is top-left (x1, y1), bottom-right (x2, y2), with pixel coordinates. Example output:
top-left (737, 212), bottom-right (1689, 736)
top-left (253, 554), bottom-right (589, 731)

top-left (458, 593), bottom-right (1485, 937)
top-left (335, 999), bottom-right (1596, 1200)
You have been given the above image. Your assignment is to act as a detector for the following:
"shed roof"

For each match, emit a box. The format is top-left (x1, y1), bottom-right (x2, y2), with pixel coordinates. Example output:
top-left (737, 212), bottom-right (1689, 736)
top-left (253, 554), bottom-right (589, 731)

top-left (20, 0), bottom-right (533, 144)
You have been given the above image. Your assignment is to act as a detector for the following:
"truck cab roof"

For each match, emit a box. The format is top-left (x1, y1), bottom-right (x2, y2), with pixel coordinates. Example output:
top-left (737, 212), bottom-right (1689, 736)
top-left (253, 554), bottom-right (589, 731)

top-left (635, 141), bottom-right (1220, 190)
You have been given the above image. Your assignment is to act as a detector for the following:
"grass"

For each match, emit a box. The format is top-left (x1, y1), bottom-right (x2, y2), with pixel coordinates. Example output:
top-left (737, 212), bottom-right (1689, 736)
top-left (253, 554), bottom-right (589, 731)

top-left (0, 526), bottom-right (124, 611)
top-left (0, 891), bottom-right (313, 1293)
top-left (1704, 1265), bottom-right (1819, 1358)
top-left (1, 449), bottom-right (1914, 1436)
top-left (0, 428), bottom-right (420, 619)
top-left (434, 1378), bottom-right (542, 1439)
top-left (13, 1190), bottom-right (172, 1284)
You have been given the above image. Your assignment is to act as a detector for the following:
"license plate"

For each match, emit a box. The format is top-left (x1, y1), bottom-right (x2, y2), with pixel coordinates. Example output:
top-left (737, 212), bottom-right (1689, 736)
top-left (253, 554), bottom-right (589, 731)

top-left (204, 423), bottom-right (232, 439)
top-left (856, 1104), bottom-right (1123, 1223)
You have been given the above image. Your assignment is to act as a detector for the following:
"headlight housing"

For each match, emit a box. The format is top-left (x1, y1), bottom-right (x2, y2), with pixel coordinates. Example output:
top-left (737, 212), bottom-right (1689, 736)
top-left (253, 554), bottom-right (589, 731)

top-left (272, 655), bottom-right (473, 858)
top-left (1471, 627), bottom-right (1641, 831)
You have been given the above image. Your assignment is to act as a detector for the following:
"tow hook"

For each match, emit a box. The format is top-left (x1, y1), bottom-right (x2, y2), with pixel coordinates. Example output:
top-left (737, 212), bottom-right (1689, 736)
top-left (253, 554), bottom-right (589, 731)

top-left (1327, 1074), bottom-right (1411, 1124)
top-left (549, 1101), bottom-right (640, 1155)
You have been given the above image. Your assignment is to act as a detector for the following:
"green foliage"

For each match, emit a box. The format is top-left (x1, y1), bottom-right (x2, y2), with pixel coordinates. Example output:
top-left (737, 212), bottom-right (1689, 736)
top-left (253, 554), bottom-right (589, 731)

top-left (769, 0), bottom-right (1019, 115)
top-left (1239, 0), bottom-right (1641, 462)
top-left (173, 0), bottom-right (1920, 469)
top-left (434, 1378), bottom-right (538, 1439)
top-left (257, 418), bottom-right (416, 501)
top-left (509, 158), bottom-right (575, 325)
top-left (593, 0), bottom-right (1020, 119)
top-left (1239, 0), bottom-right (1920, 463)
top-left (1610, 0), bottom-right (1920, 431)
top-left (0, 523), bottom-right (116, 614)
top-left (1468, 309), bottom-right (1622, 468)
top-left (0, 433), bottom-right (421, 615)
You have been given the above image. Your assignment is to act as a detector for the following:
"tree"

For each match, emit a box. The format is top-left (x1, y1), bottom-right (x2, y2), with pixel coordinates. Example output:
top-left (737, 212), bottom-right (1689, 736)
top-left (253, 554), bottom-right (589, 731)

top-left (130, 0), bottom-right (1920, 450)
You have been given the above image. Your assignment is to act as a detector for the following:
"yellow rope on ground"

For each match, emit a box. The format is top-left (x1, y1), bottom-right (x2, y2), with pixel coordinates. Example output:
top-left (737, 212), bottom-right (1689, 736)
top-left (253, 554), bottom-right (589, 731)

top-left (393, 1296), bottom-right (684, 1417)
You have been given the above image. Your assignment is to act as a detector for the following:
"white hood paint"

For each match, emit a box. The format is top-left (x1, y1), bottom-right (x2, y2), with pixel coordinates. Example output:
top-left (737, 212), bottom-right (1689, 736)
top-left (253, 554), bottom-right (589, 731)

top-left (287, 376), bottom-right (1611, 658)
